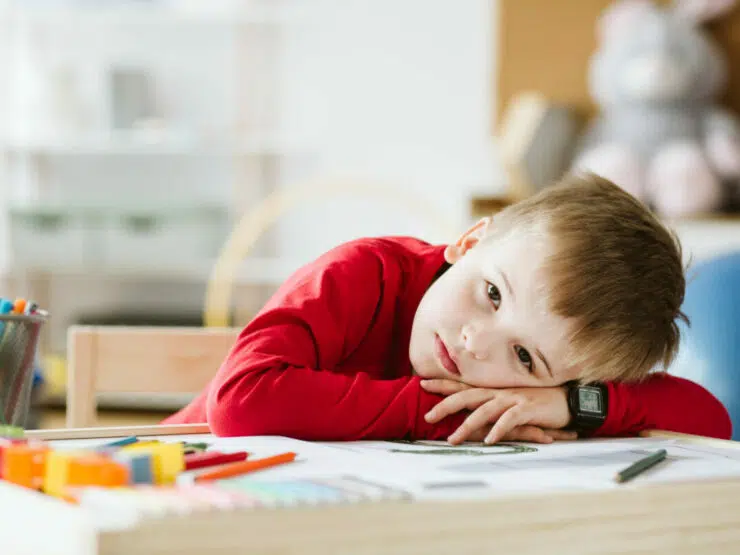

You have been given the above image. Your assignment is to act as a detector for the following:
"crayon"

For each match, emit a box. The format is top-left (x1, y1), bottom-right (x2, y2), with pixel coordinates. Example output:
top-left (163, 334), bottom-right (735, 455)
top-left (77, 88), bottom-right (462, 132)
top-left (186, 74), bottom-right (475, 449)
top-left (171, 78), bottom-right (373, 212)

top-left (3, 442), bottom-right (49, 489)
top-left (122, 442), bottom-right (184, 485)
top-left (44, 451), bottom-right (129, 497)
top-left (113, 452), bottom-right (154, 485)
top-left (100, 436), bottom-right (139, 449)
top-left (0, 437), bottom-right (27, 479)
top-left (184, 451), bottom-right (248, 471)
top-left (194, 452), bottom-right (297, 483)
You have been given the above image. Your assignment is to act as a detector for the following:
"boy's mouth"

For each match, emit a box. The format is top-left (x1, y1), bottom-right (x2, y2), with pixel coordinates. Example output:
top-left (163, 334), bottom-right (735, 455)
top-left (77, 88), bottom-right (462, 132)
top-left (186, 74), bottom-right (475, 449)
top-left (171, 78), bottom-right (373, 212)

top-left (434, 334), bottom-right (460, 376)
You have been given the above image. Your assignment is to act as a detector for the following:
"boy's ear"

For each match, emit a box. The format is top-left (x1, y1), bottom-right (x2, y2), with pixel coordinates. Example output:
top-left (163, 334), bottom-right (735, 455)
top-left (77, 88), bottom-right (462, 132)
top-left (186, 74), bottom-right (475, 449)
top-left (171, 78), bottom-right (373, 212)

top-left (444, 217), bottom-right (492, 264)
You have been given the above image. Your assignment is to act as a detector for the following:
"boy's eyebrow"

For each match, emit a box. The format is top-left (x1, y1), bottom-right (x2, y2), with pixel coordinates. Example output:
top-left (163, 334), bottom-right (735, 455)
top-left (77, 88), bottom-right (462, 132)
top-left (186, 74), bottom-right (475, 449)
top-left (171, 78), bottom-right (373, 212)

top-left (536, 348), bottom-right (553, 378)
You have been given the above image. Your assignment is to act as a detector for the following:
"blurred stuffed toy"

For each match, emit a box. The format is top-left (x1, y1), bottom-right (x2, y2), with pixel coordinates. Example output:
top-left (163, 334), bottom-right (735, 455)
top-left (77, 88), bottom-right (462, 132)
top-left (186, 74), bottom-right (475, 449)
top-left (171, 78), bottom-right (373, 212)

top-left (573, 0), bottom-right (740, 218)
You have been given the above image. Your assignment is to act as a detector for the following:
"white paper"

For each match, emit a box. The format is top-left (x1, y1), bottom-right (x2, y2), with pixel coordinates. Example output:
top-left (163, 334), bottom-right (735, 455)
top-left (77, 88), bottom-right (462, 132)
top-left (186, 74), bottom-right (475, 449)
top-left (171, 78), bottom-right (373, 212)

top-left (49, 434), bottom-right (740, 502)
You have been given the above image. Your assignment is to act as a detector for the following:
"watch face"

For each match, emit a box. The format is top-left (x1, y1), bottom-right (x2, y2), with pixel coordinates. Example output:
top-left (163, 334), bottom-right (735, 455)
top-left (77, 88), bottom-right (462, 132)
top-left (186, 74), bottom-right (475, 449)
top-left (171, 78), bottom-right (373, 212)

top-left (578, 387), bottom-right (603, 414)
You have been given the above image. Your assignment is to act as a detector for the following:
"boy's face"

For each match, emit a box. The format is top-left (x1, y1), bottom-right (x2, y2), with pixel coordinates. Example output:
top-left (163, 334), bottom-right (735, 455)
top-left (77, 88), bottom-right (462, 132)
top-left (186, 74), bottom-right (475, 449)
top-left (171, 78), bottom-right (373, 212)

top-left (409, 218), bottom-right (580, 388)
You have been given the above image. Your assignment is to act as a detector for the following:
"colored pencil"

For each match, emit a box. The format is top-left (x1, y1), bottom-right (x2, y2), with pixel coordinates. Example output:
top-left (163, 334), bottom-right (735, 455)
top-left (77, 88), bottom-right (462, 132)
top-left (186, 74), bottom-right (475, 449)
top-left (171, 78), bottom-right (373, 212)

top-left (194, 452), bottom-right (297, 482)
top-left (101, 436), bottom-right (139, 449)
top-left (614, 449), bottom-right (667, 483)
top-left (184, 451), bottom-right (248, 471)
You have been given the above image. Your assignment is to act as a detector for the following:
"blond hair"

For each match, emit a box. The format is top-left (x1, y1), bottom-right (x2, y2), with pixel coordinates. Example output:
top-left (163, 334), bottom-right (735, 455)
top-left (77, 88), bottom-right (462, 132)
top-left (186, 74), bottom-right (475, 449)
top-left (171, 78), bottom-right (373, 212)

top-left (493, 173), bottom-right (687, 383)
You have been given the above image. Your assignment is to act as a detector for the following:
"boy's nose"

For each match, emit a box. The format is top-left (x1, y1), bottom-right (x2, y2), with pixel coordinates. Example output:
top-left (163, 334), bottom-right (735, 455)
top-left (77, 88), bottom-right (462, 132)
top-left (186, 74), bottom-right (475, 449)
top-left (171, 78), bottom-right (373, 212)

top-left (461, 325), bottom-right (489, 361)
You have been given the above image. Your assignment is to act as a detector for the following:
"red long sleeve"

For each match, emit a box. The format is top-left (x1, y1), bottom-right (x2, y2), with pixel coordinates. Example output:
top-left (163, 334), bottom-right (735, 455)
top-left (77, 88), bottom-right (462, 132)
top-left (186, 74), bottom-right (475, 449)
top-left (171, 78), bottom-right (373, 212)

top-left (164, 236), bottom-right (733, 443)
top-left (596, 373), bottom-right (732, 439)
top-left (204, 239), bottom-right (465, 440)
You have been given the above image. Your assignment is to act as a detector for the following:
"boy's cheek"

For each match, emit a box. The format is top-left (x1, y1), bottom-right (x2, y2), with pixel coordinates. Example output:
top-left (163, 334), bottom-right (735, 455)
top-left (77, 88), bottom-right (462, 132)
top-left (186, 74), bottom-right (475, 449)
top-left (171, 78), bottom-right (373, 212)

top-left (409, 348), bottom-right (448, 380)
top-left (411, 360), bottom-right (444, 379)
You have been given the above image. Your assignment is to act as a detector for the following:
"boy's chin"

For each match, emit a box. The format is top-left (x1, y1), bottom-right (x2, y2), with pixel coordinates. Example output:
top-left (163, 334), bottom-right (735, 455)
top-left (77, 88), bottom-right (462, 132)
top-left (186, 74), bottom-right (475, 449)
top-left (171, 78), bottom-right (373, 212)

top-left (412, 362), bottom-right (456, 381)
top-left (409, 361), bottom-right (437, 379)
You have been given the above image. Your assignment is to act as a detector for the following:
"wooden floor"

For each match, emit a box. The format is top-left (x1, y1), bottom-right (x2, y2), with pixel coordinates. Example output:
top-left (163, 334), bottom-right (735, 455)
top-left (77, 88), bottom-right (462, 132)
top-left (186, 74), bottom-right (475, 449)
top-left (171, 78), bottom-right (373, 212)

top-left (38, 407), bottom-right (169, 429)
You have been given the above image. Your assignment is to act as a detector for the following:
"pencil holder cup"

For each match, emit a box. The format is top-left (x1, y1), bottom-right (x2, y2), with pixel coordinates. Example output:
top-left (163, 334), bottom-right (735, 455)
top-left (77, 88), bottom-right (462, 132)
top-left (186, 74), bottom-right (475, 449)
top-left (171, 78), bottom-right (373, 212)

top-left (0, 312), bottom-right (47, 429)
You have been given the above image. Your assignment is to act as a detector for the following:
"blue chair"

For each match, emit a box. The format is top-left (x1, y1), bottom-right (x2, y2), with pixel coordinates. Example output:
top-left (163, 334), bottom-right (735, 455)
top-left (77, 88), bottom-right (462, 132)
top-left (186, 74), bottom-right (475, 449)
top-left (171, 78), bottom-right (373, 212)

top-left (673, 251), bottom-right (740, 440)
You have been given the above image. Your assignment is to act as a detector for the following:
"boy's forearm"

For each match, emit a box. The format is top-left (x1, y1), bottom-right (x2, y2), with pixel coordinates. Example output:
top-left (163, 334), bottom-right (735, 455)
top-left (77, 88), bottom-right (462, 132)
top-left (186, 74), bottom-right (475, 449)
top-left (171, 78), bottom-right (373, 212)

top-left (594, 374), bottom-right (732, 439)
top-left (205, 365), bottom-right (465, 441)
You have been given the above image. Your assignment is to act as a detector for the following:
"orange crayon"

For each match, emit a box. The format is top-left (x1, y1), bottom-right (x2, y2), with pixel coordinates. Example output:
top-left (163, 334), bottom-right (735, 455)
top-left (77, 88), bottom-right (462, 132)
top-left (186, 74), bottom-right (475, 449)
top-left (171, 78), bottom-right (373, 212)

top-left (3, 443), bottom-right (48, 489)
top-left (194, 452), bottom-right (297, 483)
top-left (44, 452), bottom-right (129, 497)
top-left (68, 454), bottom-right (129, 489)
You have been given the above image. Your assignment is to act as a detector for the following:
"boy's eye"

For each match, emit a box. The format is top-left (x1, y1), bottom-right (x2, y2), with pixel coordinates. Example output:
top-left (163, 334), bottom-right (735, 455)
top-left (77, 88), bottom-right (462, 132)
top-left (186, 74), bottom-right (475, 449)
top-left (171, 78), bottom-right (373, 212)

top-left (515, 345), bottom-right (533, 372)
top-left (486, 282), bottom-right (501, 309)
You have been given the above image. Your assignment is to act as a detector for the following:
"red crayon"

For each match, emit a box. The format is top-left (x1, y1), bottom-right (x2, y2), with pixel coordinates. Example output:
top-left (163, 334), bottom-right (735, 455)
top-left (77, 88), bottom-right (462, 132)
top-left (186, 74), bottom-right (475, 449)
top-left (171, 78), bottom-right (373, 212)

top-left (184, 451), bottom-right (248, 471)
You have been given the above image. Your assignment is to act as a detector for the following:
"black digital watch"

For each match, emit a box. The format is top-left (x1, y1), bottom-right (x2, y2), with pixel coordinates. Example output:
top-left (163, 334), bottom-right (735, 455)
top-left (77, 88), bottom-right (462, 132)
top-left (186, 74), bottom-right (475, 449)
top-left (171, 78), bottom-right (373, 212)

top-left (565, 381), bottom-right (608, 434)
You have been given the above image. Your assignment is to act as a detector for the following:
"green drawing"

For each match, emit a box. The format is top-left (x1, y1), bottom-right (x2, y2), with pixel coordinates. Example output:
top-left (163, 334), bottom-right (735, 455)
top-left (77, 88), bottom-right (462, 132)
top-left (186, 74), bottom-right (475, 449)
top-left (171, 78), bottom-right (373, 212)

top-left (387, 440), bottom-right (537, 456)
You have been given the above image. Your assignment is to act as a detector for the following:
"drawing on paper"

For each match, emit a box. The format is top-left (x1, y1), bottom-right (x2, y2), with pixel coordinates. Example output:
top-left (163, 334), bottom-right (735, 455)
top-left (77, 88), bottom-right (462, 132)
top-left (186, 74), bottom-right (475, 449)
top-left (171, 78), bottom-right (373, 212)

top-left (386, 440), bottom-right (538, 456)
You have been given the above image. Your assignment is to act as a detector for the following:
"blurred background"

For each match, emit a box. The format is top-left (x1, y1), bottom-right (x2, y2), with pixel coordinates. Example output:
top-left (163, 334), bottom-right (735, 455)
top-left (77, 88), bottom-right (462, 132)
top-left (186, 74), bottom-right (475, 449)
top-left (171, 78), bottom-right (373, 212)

top-left (0, 0), bottom-right (738, 433)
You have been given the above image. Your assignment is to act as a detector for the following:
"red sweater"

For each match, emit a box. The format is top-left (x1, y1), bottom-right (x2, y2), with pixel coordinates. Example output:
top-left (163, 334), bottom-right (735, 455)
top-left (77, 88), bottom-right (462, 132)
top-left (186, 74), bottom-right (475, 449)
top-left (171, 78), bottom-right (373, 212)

top-left (164, 236), bottom-right (732, 440)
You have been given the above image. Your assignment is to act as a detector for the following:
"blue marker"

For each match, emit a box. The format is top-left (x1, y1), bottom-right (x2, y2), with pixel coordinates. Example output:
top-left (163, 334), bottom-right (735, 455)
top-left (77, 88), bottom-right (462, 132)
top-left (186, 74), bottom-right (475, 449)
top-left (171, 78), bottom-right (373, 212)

top-left (0, 298), bottom-right (14, 339)
top-left (0, 299), bottom-right (14, 315)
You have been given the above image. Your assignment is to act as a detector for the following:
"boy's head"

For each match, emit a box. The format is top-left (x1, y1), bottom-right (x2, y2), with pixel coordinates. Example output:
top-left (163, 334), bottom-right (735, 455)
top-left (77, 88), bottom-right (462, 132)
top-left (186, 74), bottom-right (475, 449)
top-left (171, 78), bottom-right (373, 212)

top-left (409, 173), bottom-right (687, 388)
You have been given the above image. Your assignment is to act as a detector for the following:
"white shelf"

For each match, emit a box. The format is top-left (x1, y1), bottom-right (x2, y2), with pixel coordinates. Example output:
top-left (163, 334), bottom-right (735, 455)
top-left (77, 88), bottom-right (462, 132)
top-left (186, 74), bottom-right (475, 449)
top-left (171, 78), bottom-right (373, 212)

top-left (8, 3), bottom-right (303, 27)
top-left (2, 132), bottom-right (316, 156)
top-left (7, 256), bottom-right (302, 286)
top-left (109, 256), bottom-right (301, 285)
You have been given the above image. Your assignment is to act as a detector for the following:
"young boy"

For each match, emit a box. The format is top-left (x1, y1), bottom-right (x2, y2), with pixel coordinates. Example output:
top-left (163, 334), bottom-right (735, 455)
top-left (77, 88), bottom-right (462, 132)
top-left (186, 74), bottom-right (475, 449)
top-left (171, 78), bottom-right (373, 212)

top-left (164, 173), bottom-right (732, 443)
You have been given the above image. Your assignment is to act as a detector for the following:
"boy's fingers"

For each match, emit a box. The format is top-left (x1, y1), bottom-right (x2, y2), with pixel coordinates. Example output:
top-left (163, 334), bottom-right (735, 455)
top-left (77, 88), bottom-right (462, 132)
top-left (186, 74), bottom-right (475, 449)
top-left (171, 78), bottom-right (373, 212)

top-left (544, 429), bottom-right (578, 442)
top-left (447, 398), bottom-right (516, 445)
top-left (484, 405), bottom-right (525, 444)
top-left (502, 425), bottom-right (554, 444)
top-left (420, 379), bottom-right (472, 395)
top-left (424, 389), bottom-right (493, 423)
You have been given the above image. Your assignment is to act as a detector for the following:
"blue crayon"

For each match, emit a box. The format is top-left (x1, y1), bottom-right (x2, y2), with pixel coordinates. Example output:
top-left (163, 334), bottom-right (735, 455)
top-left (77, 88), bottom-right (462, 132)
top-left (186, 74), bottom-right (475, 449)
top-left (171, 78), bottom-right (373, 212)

top-left (114, 452), bottom-right (154, 485)
top-left (102, 436), bottom-right (139, 449)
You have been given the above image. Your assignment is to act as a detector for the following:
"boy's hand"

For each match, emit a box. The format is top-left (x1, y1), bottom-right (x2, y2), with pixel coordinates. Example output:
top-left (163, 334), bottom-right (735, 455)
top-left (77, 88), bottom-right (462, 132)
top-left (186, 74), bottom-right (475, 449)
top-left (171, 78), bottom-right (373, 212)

top-left (465, 424), bottom-right (577, 444)
top-left (421, 379), bottom-right (574, 445)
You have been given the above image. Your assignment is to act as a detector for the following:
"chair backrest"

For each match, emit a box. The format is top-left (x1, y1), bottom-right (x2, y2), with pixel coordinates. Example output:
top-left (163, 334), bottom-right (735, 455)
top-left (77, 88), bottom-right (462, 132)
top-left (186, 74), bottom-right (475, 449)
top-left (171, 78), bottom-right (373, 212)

top-left (66, 325), bottom-right (240, 428)
top-left (203, 178), bottom-right (457, 327)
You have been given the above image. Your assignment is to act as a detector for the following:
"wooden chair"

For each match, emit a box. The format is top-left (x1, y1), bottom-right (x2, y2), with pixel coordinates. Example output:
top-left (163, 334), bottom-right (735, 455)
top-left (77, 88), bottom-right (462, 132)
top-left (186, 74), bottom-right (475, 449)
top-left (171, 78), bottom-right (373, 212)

top-left (65, 326), bottom-right (239, 428)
